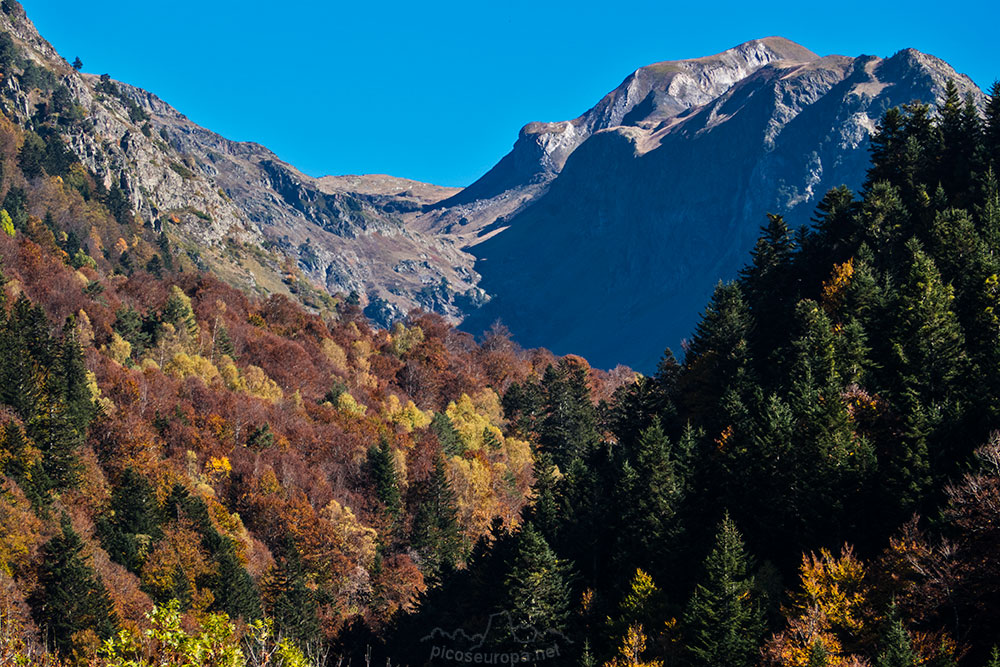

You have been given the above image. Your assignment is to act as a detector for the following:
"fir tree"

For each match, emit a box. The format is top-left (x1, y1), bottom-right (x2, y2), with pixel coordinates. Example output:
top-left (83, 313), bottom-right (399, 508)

top-left (208, 542), bottom-right (262, 621)
top-left (52, 320), bottom-right (96, 434)
top-left (875, 612), bottom-right (918, 667)
top-left (984, 81), bottom-right (1000, 167)
top-left (525, 450), bottom-right (560, 541)
top-left (682, 512), bottom-right (763, 667)
top-left (616, 419), bottom-right (681, 576)
top-left (680, 282), bottom-right (754, 432)
top-left (740, 214), bottom-right (798, 376)
top-left (502, 523), bottom-right (572, 635)
top-left (31, 516), bottom-right (118, 655)
top-left (368, 437), bottom-right (402, 526)
top-left (27, 390), bottom-right (82, 491)
top-left (411, 454), bottom-right (463, 574)
top-left (538, 358), bottom-right (599, 469)
top-left (430, 411), bottom-right (464, 456)
top-left (263, 537), bottom-right (320, 648)
top-left (96, 468), bottom-right (163, 572)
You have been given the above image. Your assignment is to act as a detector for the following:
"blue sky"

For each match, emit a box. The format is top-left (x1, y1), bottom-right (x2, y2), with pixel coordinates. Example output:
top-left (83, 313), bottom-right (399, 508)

top-left (21, 0), bottom-right (998, 187)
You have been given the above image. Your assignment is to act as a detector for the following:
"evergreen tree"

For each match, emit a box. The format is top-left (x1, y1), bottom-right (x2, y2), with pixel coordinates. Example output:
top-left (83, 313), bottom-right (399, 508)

top-left (96, 468), bottom-right (163, 572)
top-left (808, 641), bottom-right (831, 667)
top-left (538, 358), bottom-right (599, 469)
top-left (430, 411), bottom-right (464, 456)
top-left (740, 214), bottom-right (798, 376)
top-left (502, 523), bottom-right (572, 635)
top-left (208, 542), bottom-right (262, 621)
top-left (616, 419), bottom-right (681, 577)
top-left (984, 81), bottom-right (1000, 167)
top-left (27, 390), bottom-right (82, 491)
top-left (889, 238), bottom-right (966, 405)
top-left (411, 453), bottom-right (463, 574)
top-left (875, 612), bottom-right (918, 667)
top-left (52, 320), bottom-right (96, 434)
top-left (680, 282), bottom-right (754, 432)
top-left (682, 513), bottom-right (763, 667)
top-left (31, 516), bottom-right (118, 655)
top-left (263, 537), bottom-right (321, 648)
top-left (162, 285), bottom-right (199, 339)
top-left (367, 437), bottom-right (402, 526)
top-left (525, 450), bottom-right (561, 541)
top-left (502, 379), bottom-right (545, 438)
top-left (809, 185), bottom-right (860, 265)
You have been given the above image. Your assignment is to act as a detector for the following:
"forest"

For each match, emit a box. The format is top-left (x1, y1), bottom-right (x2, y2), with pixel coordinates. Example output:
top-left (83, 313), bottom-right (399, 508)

top-left (3, 12), bottom-right (1000, 667)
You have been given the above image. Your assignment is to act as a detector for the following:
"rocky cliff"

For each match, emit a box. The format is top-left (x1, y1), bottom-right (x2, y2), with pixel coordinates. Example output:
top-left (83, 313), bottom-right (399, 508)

top-left (456, 41), bottom-right (983, 370)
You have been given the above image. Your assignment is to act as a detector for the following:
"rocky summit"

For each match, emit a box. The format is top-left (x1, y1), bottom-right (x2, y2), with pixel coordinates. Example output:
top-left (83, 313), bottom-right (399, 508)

top-left (0, 2), bottom-right (983, 371)
top-left (454, 38), bottom-right (983, 370)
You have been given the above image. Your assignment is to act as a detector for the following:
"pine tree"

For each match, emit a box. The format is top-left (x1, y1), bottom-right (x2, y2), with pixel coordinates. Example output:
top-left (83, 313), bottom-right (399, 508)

top-left (367, 437), bottom-right (402, 526)
top-left (616, 419), bottom-right (681, 574)
top-left (875, 613), bottom-right (918, 667)
top-left (538, 358), bottom-right (599, 469)
top-left (263, 537), bottom-right (320, 648)
top-left (680, 282), bottom-right (754, 432)
top-left (502, 523), bottom-right (572, 635)
top-left (682, 512), bottom-right (763, 667)
top-left (31, 516), bottom-right (118, 655)
top-left (984, 81), bottom-right (1000, 167)
top-left (411, 453), bottom-right (463, 574)
top-left (96, 468), bottom-right (163, 572)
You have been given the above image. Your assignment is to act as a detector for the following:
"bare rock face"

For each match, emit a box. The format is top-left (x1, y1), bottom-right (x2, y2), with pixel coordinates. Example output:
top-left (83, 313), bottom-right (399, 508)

top-left (0, 3), bottom-right (485, 324)
top-left (456, 43), bottom-right (983, 371)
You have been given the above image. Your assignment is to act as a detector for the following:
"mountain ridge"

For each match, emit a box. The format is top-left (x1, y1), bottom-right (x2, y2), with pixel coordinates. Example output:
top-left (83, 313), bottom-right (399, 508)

top-left (0, 0), bottom-right (984, 370)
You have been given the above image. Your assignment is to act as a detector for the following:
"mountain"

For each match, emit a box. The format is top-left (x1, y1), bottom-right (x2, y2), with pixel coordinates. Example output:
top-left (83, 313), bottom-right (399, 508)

top-left (0, 1), bottom-right (485, 323)
top-left (0, 1), bottom-right (983, 372)
top-left (453, 38), bottom-right (984, 370)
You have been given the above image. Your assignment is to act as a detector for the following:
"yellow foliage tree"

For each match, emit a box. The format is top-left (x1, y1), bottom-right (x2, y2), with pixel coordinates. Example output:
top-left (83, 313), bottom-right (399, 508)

top-left (242, 365), bottom-right (283, 402)
top-left (821, 258), bottom-right (855, 313)
top-left (337, 391), bottom-right (367, 416)
top-left (321, 499), bottom-right (378, 571)
top-left (140, 522), bottom-right (216, 611)
top-left (604, 624), bottom-right (664, 667)
top-left (321, 338), bottom-right (350, 375)
top-left (164, 352), bottom-right (220, 384)
top-left (762, 546), bottom-right (876, 667)
top-left (446, 392), bottom-right (505, 452)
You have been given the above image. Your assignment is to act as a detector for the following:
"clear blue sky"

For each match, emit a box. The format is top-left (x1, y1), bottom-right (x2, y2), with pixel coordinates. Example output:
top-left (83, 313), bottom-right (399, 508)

top-left (21, 0), bottom-right (998, 187)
